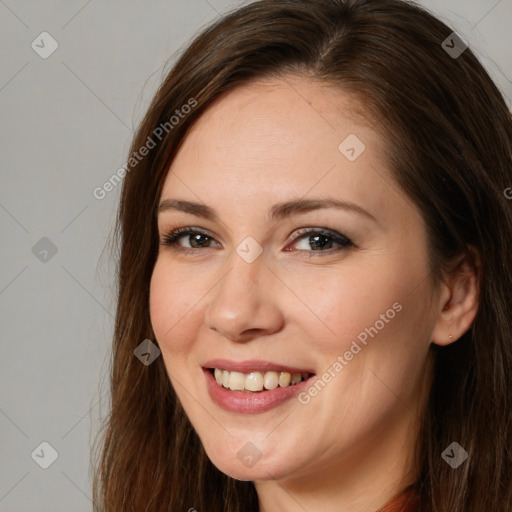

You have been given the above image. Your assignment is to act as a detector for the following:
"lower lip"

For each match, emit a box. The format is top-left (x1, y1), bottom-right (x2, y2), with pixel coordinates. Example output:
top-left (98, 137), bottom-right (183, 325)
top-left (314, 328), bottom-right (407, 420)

top-left (203, 368), bottom-right (313, 414)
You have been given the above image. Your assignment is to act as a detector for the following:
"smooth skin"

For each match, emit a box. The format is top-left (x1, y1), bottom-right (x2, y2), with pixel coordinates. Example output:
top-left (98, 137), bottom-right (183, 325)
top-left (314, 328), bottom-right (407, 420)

top-left (149, 75), bottom-right (479, 512)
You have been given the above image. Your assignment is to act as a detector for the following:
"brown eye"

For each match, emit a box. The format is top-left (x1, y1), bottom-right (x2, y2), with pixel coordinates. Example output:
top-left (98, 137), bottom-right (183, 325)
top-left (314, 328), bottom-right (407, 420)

top-left (289, 228), bottom-right (353, 252)
top-left (160, 227), bottom-right (220, 251)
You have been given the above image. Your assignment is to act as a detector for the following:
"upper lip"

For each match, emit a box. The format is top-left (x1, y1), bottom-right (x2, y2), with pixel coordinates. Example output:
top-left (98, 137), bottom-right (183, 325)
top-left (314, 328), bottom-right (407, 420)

top-left (203, 359), bottom-right (315, 374)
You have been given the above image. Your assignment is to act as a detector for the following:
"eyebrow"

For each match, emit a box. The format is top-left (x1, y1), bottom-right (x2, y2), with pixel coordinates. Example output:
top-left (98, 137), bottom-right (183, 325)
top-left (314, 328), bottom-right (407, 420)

top-left (158, 197), bottom-right (377, 223)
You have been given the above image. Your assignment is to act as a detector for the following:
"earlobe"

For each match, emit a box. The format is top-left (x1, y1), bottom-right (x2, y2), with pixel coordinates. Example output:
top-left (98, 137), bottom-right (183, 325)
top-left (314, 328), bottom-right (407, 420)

top-left (431, 247), bottom-right (481, 347)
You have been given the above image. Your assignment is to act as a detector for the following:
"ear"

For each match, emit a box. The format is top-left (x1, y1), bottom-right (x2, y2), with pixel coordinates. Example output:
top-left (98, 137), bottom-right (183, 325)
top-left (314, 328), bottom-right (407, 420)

top-left (431, 246), bottom-right (481, 346)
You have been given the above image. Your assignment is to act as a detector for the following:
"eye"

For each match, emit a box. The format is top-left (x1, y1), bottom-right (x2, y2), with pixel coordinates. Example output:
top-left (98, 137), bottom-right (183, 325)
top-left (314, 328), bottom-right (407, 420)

top-left (160, 227), bottom-right (219, 251)
top-left (287, 227), bottom-right (354, 253)
top-left (159, 226), bottom-right (354, 254)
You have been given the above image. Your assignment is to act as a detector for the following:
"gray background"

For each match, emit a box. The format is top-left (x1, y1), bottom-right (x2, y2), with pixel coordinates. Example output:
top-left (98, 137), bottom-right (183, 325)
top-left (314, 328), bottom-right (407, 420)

top-left (1, 1), bottom-right (510, 511)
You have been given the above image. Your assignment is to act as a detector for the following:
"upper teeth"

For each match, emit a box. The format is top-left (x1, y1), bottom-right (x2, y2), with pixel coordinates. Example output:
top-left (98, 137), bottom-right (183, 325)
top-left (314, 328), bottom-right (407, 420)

top-left (213, 368), bottom-right (309, 392)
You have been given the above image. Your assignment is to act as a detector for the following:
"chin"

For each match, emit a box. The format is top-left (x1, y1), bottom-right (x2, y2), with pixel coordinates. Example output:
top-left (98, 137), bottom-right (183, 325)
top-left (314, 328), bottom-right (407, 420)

top-left (197, 434), bottom-right (294, 480)
top-left (209, 455), bottom-right (293, 482)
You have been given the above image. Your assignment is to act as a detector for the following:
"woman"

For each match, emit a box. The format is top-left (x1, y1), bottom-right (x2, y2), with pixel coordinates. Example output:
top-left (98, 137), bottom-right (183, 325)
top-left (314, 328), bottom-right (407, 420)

top-left (91, 1), bottom-right (512, 510)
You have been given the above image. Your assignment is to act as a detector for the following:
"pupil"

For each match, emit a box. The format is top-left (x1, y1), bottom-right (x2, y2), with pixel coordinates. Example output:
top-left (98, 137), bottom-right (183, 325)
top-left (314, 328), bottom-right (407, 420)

top-left (190, 234), bottom-right (209, 248)
top-left (310, 234), bottom-right (332, 250)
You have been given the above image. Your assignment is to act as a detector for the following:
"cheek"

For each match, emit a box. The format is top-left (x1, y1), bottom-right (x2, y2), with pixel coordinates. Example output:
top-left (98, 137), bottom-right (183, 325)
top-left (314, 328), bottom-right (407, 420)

top-left (294, 260), bottom-right (408, 350)
top-left (296, 251), bottom-right (433, 393)
top-left (149, 259), bottom-right (203, 356)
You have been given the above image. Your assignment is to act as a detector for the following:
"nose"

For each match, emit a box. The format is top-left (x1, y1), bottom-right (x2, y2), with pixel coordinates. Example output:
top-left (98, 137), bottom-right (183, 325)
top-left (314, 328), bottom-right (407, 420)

top-left (204, 252), bottom-right (284, 343)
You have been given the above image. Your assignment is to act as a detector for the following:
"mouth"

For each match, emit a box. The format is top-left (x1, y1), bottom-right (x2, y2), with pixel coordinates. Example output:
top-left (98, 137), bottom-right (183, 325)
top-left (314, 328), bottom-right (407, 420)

top-left (202, 359), bottom-right (316, 414)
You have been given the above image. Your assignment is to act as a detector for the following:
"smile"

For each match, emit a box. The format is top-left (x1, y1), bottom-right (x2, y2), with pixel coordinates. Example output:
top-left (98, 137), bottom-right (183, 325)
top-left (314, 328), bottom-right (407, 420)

top-left (202, 359), bottom-right (316, 413)
top-left (212, 368), bottom-right (311, 392)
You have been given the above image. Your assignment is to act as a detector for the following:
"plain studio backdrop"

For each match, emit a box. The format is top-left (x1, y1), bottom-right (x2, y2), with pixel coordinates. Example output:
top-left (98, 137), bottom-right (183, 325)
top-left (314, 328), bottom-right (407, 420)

top-left (0, 1), bottom-right (511, 511)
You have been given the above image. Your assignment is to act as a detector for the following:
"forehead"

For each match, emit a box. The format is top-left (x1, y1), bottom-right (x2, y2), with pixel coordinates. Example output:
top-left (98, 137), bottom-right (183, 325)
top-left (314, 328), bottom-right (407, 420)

top-left (160, 75), bottom-right (399, 221)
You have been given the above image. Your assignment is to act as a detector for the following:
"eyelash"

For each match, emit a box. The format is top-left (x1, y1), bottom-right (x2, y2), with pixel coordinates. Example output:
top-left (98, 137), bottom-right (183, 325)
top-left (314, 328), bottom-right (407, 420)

top-left (159, 226), bottom-right (354, 256)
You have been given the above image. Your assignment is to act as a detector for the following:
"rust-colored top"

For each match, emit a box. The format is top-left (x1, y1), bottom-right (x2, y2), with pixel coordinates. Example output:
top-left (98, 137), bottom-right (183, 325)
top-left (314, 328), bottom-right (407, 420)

top-left (378, 483), bottom-right (420, 512)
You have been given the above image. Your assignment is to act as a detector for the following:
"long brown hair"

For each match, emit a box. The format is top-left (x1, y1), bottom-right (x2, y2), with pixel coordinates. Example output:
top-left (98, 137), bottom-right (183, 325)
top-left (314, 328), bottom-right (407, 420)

top-left (91, 1), bottom-right (512, 510)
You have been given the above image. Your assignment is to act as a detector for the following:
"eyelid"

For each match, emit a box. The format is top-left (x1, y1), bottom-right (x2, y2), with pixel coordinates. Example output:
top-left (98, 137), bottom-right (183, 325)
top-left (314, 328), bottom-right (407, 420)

top-left (290, 226), bottom-right (353, 245)
top-left (160, 226), bottom-right (221, 248)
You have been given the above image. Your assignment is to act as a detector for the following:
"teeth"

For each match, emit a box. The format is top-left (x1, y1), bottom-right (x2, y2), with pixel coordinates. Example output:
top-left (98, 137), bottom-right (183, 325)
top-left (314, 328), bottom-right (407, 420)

top-left (212, 369), bottom-right (310, 392)
top-left (245, 372), bottom-right (264, 391)
top-left (222, 370), bottom-right (230, 388)
top-left (264, 371), bottom-right (278, 390)
top-left (278, 371), bottom-right (291, 387)
top-left (229, 371), bottom-right (245, 391)
top-left (290, 373), bottom-right (302, 385)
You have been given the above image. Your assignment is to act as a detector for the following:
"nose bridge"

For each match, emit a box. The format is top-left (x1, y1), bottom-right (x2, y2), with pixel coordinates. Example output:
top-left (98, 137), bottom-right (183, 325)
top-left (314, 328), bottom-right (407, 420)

top-left (212, 248), bottom-right (266, 315)
top-left (205, 247), bottom-right (283, 340)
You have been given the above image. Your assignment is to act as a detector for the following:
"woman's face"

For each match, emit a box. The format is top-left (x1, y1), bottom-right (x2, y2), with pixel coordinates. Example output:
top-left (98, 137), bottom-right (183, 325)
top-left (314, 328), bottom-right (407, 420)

top-left (150, 75), bottom-right (440, 487)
